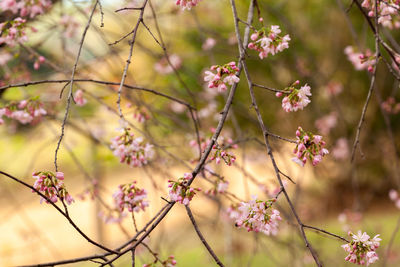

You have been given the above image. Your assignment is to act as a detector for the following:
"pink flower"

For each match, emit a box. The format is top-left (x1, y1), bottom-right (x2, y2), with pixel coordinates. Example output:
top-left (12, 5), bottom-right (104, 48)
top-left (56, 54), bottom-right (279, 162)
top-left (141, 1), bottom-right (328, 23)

top-left (168, 174), bottom-right (200, 205)
top-left (248, 25), bottom-right (290, 59)
top-left (32, 171), bottom-right (74, 205)
top-left (0, 97), bottom-right (47, 125)
top-left (342, 230), bottom-right (381, 266)
top-left (344, 46), bottom-right (376, 71)
top-left (315, 112), bottom-right (337, 135)
top-left (276, 81), bottom-right (312, 112)
top-left (113, 182), bottom-right (149, 213)
top-left (110, 128), bottom-right (154, 167)
top-left (292, 127), bottom-right (328, 167)
top-left (202, 37), bottom-right (216, 50)
top-left (235, 196), bottom-right (281, 236)
top-left (204, 62), bottom-right (240, 93)
top-left (175, 0), bottom-right (201, 10)
top-left (74, 89), bottom-right (87, 106)
top-left (332, 138), bottom-right (349, 160)
top-left (154, 54), bottom-right (182, 74)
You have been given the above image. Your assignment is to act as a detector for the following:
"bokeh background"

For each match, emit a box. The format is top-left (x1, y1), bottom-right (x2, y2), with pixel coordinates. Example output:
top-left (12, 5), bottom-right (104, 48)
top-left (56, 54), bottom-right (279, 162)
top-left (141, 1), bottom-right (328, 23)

top-left (0, 0), bottom-right (399, 266)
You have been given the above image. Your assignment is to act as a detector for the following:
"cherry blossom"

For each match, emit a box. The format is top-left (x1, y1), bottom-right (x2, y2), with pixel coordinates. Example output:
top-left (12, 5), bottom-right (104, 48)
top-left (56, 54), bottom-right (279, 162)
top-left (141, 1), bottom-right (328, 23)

top-left (74, 89), bottom-right (87, 106)
top-left (344, 46), bottom-right (376, 72)
top-left (113, 181), bottom-right (149, 213)
top-left (292, 126), bottom-right (329, 166)
top-left (60, 15), bottom-right (80, 38)
top-left (332, 138), bottom-right (350, 160)
top-left (168, 173), bottom-right (201, 205)
top-left (362, 0), bottom-right (400, 29)
top-left (235, 196), bottom-right (281, 236)
top-left (381, 97), bottom-right (400, 114)
top-left (204, 61), bottom-right (240, 92)
top-left (0, 97), bottom-right (47, 125)
top-left (342, 230), bottom-right (381, 266)
top-left (175, 0), bottom-right (201, 10)
top-left (315, 112), bottom-right (337, 135)
top-left (202, 37), bottom-right (216, 51)
top-left (0, 0), bottom-right (52, 18)
top-left (389, 189), bottom-right (400, 209)
top-left (32, 171), bottom-right (74, 205)
top-left (275, 80), bottom-right (312, 112)
top-left (110, 128), bottom-right (154, 167)
top-left (0, 17), bottom-right (28, 47)
top-left (248, 24), bottom-right (290, 59)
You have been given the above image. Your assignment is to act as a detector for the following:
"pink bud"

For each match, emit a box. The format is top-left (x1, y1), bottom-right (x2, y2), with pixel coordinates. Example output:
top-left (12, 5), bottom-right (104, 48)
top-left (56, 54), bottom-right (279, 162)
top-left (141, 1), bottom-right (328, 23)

top-left (275, 92), bottom-right (283, 97)
top-left (250, 33), bottom-right (258, 41)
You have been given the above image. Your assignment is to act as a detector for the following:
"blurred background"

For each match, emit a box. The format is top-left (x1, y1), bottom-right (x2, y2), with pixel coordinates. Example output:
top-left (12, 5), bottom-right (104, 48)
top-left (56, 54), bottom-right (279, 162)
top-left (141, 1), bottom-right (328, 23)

top-left (0, 0), bottom-right (399, 266)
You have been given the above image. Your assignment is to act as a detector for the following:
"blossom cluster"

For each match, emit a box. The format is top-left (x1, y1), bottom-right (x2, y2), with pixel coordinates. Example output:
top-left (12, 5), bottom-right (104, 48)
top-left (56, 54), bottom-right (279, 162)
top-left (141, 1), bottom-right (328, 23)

top-left (344, 46), bottom-right (376, 72)
top-left (275, 80), bottom-right (312, 112)
top-left (234, 196), bottom-right (281, 236)
top-left (168, 173), bottom-right (201, 205)
top-left (143, 255), bottom-right (177, 267)
top-left (33, 55), bottom-right (45, 70)
top-left (362, 0), bottom-right (400, 29)
top-left (0, 17), bottom-right (28, 47)
top-left (0, 0), bottom-right (52, 18)
top-left (113, 181), bottom-right (149, 213)
top-left (248, 25), bottom-right (290, 59)
top-left (110, 128), bottom-right (154, 167)
top-left (342, 230), bottom-right (381, 266)
top-left (204, 61), bottom-right (240, 92)
top-left (32, 171), bottom-right (74, 205)
top-left (292, 126), bottom-right (329, 166)
top-left (0, 97), bottom-right (47, 125)
top-left (381, 97), bottom-right (400, 114)
top-left (389, 189), bottom-right (400, 209)
top-left (175, 0), bottom-right (201, 10)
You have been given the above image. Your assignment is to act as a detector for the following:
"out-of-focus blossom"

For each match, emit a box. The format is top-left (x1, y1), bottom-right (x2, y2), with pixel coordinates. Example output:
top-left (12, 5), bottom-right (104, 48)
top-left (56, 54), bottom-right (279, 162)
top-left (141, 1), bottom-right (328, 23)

top-left (175, 0), bottom-right (201, 10)
top-left (332, 138), bottom-right (349, 160)
top-left (344, 46), bottom-right (376, 72)
top-left (74, 89), bottom-right (87, 106)
top-left (202, 37), bottom-right (216, 50)
top-left (154, 54), bottom-right (182, 75)
top-left (381, 97), bottom-right (400, 114)
top-left (315, 112), bottom-right (337, 135)
top-left (60, 15), bottom-right (80, 38)
top-left (0, 0), bottom-right (52, 18)
top-left (143, 255), bottom-right (177, 267)
top-left (0, 97), bottom-right (47, 125)
top-left (0, 17), bottom-right (28, 47)
top-left (389, 189), bottom-right (400, 209)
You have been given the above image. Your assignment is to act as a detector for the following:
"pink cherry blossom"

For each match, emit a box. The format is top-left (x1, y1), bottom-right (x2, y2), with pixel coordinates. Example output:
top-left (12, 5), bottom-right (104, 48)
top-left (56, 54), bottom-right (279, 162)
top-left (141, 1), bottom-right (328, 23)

top-left (204, 62), bottom-right (240, 93)
top-left (344, 46), bottom-right (376, 72)
top-left (292, 127), bottom-right (329, 167)
top-left (276, 81), bottom-right (312, 112)
top-left (110, 128), bottom-right (154, 167)
top-left (235, 196), bottom-right (281, 236)
top-left (32, 171), bottom-right (74, 205)
top-left (74, 89), bottom-right (87, 106)
top-left (342, 230), bottom-right (381, 266)
top-left (168, 173), bottom-right (200, 205)
top-left (202, 37), bottom-right (216, 50)
top-left (0, 97), bottom-right (47, 125)
top-left (248, 24), bottom-right (290, 59)
top-left (175, 0), bottom-right (201, 10)
top-left (113, 181), bottom-right (149, 213)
